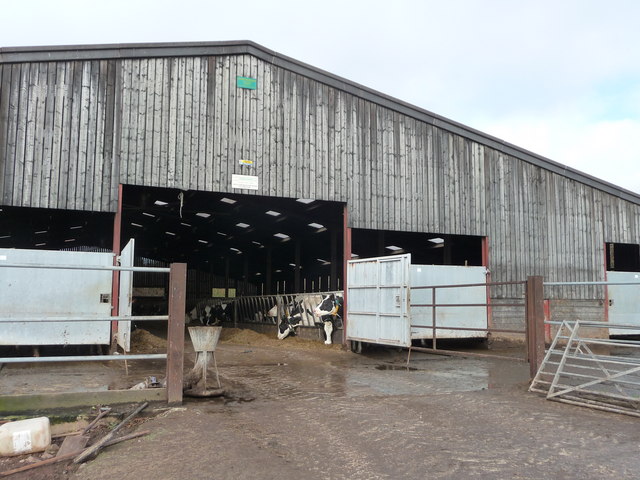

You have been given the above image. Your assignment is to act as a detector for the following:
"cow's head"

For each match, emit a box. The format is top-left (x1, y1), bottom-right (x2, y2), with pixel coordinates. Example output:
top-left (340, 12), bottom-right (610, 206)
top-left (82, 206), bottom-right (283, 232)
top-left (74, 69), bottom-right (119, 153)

top-left (314, 294), bottom-right (340, 317)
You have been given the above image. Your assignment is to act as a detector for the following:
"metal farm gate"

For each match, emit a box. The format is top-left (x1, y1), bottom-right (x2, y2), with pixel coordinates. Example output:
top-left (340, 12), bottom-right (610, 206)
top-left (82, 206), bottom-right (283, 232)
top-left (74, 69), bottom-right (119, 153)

top-left (346, 254), bottom-right (491, 348)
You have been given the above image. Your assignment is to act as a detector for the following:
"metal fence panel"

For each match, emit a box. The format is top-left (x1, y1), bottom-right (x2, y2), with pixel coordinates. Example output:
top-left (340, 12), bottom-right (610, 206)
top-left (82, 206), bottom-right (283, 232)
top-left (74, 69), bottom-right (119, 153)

top-left (607, 271), bottom-right (640, 335)
top-left (410, 265), bottom-right (488, 339)
top-left (0, 248), bottom-right (113, 345)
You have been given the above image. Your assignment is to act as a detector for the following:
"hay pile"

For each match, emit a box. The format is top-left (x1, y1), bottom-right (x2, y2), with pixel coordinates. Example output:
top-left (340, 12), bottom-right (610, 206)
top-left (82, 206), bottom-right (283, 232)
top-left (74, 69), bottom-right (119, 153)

top-left (130, 328), bottom-right (167, 353)
top-left (219, 327), bottom-right (343, 351)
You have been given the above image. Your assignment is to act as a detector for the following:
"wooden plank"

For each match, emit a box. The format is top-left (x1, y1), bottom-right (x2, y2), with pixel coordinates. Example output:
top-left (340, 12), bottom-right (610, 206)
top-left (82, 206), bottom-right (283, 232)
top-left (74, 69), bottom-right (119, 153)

top-left (197, 57), bottom-right (208, 190)
top-left (182, 56), bottom-right (193, 189)
top-left (0, 389), bottom-right (165, 413)
top-left (158, 58), bottom-right (169, 189)
top-left (282, 68), bottom-right (291, 199)
top-left (84, 61), bottom-right (99, 210)
top-left (134, 58), bottom-right (148, 185)
top-left (249, 55), bottom-right (258, 193)
top-left (45, 63), bottom-right (62, 209)
top-left (30, 62), bottom-right (48, 208)
top-left (92, 60), bottom-right (107, 210)
top-left (221, 55), bottom-right (232, 192)
top-left (150, 58), bottom-right (163, 188)
top-left (212, 56), bottom-right (224, 191)
top-left (268, 61), bottom-right (278, 197)
top-left (101, 60), bottom-right (116, 210)
top-left (255, 58), bottom-right (265, 195)
top-left (109, 60), bottom-right (124, 210)
top-left (0, 65), bottom-right (8, 201)
top-left (57, 435), bottom-right (90, 457)
top-left (1, 65), bottom-right (19, 205)
top-left (142, 59), bottom-right (156, 187)
top-left (18, 63), bottom-right (37, 207)
top-left (74, 62), bottom-right (91, 209)
top-left (167, 263), bottom-right (187, 405)
top-left (167, 58), bottom-right (178, 187)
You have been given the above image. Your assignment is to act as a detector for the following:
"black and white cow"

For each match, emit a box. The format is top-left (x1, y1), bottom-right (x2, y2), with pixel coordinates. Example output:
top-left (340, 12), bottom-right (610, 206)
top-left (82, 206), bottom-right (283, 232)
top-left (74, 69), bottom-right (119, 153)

top-left (188, 300), bottom-right (233, 326)
top-left (273, 300), bottom-right (311, 340)
top-left (313, 293), bottom-right (343, 345)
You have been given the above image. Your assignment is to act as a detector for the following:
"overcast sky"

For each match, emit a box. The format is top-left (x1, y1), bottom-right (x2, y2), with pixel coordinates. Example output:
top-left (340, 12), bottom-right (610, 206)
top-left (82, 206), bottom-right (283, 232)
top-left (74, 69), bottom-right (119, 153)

top-left (2, 0), bottom-right (639, 194)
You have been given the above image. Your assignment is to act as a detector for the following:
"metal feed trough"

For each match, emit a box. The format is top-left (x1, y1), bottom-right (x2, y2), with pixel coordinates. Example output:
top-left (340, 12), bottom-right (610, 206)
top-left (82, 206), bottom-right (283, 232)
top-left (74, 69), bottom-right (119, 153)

top-left (188, 326), bottom-right (222, 393)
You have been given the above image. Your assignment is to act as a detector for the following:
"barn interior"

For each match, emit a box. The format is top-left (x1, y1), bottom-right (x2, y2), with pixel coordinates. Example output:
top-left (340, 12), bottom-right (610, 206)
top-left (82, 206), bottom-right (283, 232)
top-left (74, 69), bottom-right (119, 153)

top-left (0, 185), bottom-right (486, 310)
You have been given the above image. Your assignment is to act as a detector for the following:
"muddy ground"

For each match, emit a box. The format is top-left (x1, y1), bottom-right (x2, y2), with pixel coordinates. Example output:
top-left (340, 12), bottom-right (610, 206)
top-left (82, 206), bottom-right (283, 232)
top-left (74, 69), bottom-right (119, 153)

top-left (2, 329), bottom-right (640, 479)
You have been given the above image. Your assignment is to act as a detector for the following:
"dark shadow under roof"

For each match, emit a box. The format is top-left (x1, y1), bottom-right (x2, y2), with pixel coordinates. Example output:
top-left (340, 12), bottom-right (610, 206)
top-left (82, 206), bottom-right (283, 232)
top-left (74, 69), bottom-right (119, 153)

top-left (2, 40), bottom-right (639, 205)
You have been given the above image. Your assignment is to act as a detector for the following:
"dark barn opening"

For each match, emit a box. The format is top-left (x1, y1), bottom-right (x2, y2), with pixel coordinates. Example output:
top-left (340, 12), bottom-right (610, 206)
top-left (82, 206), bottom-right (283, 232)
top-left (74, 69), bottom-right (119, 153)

top-left (606, 242), bottom-right (640, 272)
top-left (351, 228), bottom-right (484, 266)
top-left (0, 206), bottom-right (113, 252)
top-left (120, 185), bottom-right (345, 311)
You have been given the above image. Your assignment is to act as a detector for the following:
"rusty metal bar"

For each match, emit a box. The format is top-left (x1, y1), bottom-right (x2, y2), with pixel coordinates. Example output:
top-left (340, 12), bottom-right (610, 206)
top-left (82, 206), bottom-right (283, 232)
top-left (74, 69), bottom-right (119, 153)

top-left (166, 262), bottom-right (186, 406)
top-left (411, 280), bottom-right (526, 290)
top-left (411, 303), bottom-right (525, 308)
top-left (410, 325), bottom-right (526, 334)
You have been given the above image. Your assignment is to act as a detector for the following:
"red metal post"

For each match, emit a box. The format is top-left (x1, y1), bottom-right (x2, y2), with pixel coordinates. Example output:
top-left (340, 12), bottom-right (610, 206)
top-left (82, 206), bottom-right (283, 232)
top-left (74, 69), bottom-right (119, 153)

top-left (342, 204), bottom-right (351, 345)
top-left (526, 276), bottom-right (545, 379)
top-left (110, 184), bottom-right (123, 353)
top-left (166, 262), bottom-right (187, 405)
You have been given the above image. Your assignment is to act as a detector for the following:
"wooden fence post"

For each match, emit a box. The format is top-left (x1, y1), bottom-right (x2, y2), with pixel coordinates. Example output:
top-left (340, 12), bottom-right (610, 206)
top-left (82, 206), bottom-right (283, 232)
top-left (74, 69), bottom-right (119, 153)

top-left (526, 276), bottom-right (545, 379)
top-left (167, 263), bottom-right (187, 405)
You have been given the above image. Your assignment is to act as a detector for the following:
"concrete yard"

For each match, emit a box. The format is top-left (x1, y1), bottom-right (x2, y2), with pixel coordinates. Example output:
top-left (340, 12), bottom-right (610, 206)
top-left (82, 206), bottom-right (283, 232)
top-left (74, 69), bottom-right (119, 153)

top-left (76, 336), bottom-right (640, 479)
top-left (2, 331), bottom-right (640, 479)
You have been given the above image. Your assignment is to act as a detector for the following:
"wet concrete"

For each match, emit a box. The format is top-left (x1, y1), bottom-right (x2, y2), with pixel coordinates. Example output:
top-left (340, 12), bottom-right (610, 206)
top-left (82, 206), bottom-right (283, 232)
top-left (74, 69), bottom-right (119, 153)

top-left (3, 335), bottom-right (640, 479)
top-left (66, 341), bottom-right (640, 480)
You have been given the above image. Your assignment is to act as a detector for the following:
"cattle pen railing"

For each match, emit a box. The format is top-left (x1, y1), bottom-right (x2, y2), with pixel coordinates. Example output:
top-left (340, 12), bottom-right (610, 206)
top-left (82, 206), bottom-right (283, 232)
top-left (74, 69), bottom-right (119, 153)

top-left (0, 261), bottom-right (186, 410)
top-left (408, 277), bottom-right (545, 377)
top-left (529, 279), bottom-right (640, 417)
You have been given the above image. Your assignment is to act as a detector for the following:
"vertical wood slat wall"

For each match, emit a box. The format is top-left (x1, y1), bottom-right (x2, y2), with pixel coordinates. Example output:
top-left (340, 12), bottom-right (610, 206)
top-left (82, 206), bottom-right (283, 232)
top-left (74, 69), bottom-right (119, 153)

top-left (1, 55), bottom-right (640, 300)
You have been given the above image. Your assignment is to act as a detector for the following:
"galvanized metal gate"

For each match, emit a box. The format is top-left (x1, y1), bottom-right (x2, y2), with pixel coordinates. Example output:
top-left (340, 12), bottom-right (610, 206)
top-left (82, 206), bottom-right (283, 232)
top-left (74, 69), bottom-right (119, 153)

top-left (346, 254), bottom-right (492, 349)
top-left (117, 239), bottom-right (135, 351)
top-left (346, 254), bottom-right (412, 347)
top-left (0, 248), bottom-right (114, 345)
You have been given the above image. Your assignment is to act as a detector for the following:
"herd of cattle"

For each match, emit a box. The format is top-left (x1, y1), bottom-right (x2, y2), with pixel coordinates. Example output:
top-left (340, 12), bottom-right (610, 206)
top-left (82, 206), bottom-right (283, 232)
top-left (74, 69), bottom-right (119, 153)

top-left (186, 293), bottom-right (344, 345)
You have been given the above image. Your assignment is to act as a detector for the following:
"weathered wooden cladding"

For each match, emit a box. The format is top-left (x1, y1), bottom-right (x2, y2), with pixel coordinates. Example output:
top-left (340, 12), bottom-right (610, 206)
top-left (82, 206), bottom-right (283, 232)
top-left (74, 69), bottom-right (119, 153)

top-left (1, 51), bottom-right (640, 301)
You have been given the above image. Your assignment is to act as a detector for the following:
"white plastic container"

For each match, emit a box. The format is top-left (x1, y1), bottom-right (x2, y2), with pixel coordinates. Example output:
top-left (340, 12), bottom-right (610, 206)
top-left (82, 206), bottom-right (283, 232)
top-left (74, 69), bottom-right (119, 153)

top-left (0, 417), bottom-right (51, 456)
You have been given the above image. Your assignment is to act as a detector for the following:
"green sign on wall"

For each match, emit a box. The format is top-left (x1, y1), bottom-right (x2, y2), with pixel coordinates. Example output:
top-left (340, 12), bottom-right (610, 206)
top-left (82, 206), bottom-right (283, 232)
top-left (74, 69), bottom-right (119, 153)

top-left (236, 76), bottom-right (257, 90)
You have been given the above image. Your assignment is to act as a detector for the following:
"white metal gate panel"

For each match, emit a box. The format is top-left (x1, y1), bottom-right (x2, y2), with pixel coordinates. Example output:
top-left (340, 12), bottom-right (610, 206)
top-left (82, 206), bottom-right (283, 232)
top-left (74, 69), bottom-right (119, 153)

top-left (607, 271), bottom-right (640, 335)
top-left (347, 254), bottom-right (411, 347)
top-left (117, 239), bottom-right (135, 351)
top-left (0, 248), bottom-right (113, 345)
top-left (410, 265), bottom-right (488, 339)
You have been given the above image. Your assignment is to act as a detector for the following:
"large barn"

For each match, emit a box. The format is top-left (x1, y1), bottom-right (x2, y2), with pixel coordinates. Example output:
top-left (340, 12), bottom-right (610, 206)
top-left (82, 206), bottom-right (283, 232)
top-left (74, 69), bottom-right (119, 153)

top-left (1, 40), bottom-right (639, 334)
